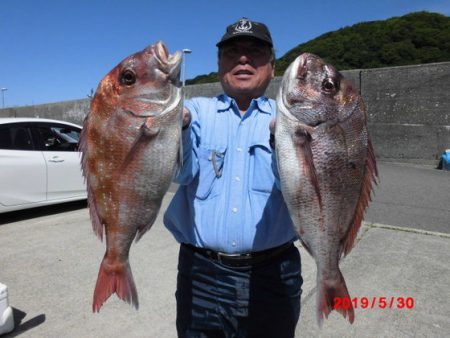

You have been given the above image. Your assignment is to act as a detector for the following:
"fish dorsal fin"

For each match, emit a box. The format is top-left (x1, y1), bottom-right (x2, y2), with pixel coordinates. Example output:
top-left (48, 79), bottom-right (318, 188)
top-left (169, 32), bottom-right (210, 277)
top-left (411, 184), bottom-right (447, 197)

top-left (342, 138), bottom-right (378, 256)
top-left (87, 189), bottom-right (104, 241)
top-left (79, 118), bottom-right (105, 241)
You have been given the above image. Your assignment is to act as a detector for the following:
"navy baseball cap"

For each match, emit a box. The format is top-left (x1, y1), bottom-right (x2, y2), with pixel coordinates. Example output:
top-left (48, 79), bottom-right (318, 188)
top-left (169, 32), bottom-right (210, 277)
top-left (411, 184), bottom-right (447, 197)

top-left (216, 18), bottom-right (273, 47)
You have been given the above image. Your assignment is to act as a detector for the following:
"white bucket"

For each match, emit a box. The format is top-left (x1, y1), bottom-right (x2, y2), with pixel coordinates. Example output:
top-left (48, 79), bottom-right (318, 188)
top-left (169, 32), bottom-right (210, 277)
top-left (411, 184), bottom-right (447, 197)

top-left (0, 283), bottom-right (14, 336)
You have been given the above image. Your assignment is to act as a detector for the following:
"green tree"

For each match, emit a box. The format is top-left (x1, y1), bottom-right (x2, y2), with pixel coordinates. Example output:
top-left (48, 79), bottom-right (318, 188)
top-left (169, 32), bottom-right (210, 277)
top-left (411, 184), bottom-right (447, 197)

top-left (188, 12), bottom-right (450, 84)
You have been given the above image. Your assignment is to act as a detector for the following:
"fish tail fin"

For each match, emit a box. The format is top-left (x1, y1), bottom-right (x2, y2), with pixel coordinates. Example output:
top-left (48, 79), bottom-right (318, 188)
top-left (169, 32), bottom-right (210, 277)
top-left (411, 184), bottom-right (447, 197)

top-left (317, 269), bottom-right (355, 326)
top-left (92, 256), bottom-right (139, 313)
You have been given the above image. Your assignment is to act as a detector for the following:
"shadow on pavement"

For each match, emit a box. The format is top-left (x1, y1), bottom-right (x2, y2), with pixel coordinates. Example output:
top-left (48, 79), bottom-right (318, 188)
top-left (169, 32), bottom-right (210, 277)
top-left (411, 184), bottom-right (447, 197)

top-left (0, 200), bottom-right (87, 226)
top-left (3, 308), bottom-right (46, 337)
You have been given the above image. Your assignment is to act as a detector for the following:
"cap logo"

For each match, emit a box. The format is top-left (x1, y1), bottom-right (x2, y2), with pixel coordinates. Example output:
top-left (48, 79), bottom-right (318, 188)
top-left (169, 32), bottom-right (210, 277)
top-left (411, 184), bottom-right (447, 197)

top-left (234, 19), bottom-right (252, 33)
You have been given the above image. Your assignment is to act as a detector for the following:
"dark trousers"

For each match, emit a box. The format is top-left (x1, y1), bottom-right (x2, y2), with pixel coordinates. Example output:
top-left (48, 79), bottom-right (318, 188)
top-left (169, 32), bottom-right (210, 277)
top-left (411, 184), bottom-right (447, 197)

top-left (176, 243), bottom-right (302, 338)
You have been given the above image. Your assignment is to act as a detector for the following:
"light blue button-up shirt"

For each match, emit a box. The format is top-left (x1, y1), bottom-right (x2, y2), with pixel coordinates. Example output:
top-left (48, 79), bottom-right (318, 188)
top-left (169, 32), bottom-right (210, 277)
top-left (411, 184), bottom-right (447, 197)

top-left (163, 94), bottom-right (297, 253)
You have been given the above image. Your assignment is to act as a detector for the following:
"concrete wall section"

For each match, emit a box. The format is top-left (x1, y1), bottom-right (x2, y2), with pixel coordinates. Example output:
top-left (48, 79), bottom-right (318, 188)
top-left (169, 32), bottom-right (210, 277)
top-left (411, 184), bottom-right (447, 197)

top-left (1, 62), bottom-right (449, 164)
top-left (369, 123), bottom-right (442, 161)
top-left (361, 62), bottom-right (450, 162)
top-left (369, 122), bottom-right (450, 163)
top-left (2, 99), bottom-right (90, 126)
top-left (361, 63), bottom-right (450, 125)
top-left (184, 81), bottom-right (223, 99)
top-left (437, 126), bottom-right (450, 153)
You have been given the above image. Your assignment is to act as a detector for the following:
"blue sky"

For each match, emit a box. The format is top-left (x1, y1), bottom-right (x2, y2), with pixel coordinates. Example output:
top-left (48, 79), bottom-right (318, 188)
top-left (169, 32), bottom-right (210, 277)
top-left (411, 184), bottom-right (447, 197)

top-left (1, 0), bottom-right (449, 107)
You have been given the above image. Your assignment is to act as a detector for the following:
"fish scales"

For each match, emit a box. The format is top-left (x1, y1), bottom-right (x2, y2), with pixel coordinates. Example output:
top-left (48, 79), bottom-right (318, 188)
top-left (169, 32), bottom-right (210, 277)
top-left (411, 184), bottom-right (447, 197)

top-left (79, 41), bottom-right (182, 312)
top-left (275, 53), bottom-right (377, 326)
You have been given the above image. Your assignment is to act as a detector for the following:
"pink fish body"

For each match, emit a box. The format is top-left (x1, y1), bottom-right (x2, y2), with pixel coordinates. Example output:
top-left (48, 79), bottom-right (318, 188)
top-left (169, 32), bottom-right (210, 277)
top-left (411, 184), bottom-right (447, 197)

top-left (275, 53), bottom-right (378, 325)
top-left (79, 41), bottom-right (182, 312)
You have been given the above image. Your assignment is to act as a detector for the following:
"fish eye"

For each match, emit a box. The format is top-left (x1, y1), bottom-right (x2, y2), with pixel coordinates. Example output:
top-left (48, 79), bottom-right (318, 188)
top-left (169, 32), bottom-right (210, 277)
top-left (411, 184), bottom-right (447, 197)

top-left (120, 69), bottom-right (136, 86)
top-left (322, 79), bottom-right (336, 92)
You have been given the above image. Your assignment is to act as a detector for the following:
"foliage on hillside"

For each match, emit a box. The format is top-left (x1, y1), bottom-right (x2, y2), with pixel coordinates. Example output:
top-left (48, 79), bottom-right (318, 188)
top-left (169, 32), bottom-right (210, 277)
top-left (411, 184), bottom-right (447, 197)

top-left (186, 72), bottom-right (218, 85)
top-left (187, 11), bottom-right (450, 84)
top-left (275, 11), bottom-right (450, 75)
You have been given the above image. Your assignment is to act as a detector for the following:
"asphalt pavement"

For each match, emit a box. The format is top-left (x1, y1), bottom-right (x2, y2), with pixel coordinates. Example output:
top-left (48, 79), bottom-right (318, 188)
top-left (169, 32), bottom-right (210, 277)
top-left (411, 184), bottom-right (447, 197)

top-left (365, 162), bottom-right (450, 234)
top-left (0, 162), bottom-right (449, 337)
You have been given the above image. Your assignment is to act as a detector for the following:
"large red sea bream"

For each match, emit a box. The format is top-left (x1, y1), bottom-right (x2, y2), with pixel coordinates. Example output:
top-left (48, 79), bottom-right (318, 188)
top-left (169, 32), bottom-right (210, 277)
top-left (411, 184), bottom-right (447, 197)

top-left (79, 41), bottom-right (182, 312)
top-left (275, 53), bottom-right (378, 325)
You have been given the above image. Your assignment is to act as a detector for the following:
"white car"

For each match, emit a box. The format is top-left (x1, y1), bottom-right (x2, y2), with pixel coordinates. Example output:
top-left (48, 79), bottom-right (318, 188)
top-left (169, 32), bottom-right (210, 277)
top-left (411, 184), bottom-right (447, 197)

top-left (0, 118), bottom-right (87, 213)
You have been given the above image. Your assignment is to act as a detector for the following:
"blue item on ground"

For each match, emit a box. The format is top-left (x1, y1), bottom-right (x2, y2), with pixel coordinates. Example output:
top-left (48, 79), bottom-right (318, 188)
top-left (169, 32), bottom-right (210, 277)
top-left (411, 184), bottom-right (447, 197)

top-left (438, 149), bottom-right (450, 170)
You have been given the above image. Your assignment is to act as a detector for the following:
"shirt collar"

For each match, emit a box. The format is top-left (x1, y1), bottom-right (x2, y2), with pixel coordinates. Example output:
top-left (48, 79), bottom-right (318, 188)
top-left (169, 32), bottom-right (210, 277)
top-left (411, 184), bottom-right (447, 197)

top-left (217, 94), bottom-right (233, 111)
top-left (217, 94), bottom-right (272, 115)
top-left (254, 96), bottom-right (273, 115)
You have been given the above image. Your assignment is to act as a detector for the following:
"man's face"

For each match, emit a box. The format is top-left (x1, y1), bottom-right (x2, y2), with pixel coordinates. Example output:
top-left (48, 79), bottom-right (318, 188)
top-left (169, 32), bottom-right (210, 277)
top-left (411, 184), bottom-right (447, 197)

top-left (218, 37), bottom-right (274, 100)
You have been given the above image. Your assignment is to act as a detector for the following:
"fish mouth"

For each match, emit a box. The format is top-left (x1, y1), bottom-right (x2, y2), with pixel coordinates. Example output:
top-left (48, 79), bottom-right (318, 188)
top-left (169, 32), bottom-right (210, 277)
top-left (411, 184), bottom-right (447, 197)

top-left (277, 56), bottom-right (323, 129)
top-left (284, 52), bottom-right (323, 110)
top-left (127, 42), bottom-right (182, 118)
top-left (280, 57), bottom-right (312, 112)
top-left (298, 52), bottom-right (321, 67)
top-left (153, 41), bottom-right (182, 84)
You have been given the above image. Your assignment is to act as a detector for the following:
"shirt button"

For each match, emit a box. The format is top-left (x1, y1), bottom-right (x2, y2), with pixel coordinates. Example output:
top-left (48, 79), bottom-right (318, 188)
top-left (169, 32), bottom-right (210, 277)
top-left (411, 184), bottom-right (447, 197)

top-left (235, 176), bottom-right (240, 181)
top-left (232, 207), bottom-right (238, 213)
top-left (237, 147), bottom-right (242, 152)
top-left (232, 241), bottom-right (237, 247)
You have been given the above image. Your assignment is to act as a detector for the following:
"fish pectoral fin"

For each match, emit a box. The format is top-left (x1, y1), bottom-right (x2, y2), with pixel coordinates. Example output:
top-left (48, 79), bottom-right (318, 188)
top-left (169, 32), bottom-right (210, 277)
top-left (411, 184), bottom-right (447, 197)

top-left (294, 129), bottom-right (323, 209)
top-left (142, 119), bottom-right (161, 137)
top-left (342, 138), bottom-right (378, 256)
top-left (119, 121), bottom-right (160, 172)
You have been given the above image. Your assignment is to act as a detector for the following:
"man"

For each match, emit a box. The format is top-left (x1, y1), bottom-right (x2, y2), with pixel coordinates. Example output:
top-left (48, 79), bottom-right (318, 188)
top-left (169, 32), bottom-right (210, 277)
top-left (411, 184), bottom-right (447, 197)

top-left (164, 18), bottom-right (302, 338)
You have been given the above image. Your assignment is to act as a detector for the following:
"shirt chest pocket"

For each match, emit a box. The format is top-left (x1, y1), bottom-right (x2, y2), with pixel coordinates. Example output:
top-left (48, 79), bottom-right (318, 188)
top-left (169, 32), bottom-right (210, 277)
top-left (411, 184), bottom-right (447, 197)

top-left (195, 146), bottom-right (227, 200)
top-left (249, 140), bottom-right (274, 194)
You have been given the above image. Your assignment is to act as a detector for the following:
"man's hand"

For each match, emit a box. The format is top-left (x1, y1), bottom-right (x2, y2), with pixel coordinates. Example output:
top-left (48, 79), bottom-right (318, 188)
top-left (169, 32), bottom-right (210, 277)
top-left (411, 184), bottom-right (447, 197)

top-left (182, 107), bottom-right (191, 130)
top-left (269, 119), bottom-right (275, 134)
top-left (269, 119), bottom-right (276, 149)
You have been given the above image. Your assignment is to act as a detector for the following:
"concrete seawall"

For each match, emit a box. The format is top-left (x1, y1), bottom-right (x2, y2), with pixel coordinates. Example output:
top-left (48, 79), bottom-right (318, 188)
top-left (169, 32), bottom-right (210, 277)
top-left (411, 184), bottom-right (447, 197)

top-left (1, 62), bottom-right (449, 165)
